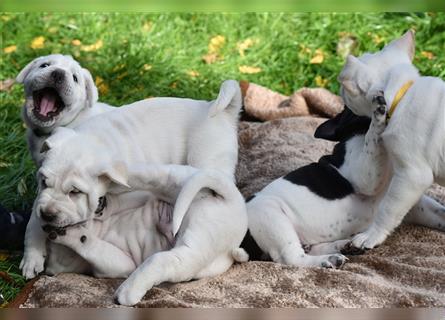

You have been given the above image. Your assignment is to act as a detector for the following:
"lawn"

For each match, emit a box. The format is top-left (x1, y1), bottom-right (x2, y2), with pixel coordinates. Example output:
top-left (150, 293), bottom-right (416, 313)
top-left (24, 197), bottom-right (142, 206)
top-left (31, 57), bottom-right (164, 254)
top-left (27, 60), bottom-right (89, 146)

top-left (0, 12), bottom-right (444, 306)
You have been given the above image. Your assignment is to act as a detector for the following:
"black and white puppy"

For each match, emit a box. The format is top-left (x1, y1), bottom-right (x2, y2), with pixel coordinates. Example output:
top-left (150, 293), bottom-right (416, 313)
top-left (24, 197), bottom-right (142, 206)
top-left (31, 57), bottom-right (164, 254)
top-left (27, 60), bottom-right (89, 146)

top-left (243, 100), bottom-right (445, 268)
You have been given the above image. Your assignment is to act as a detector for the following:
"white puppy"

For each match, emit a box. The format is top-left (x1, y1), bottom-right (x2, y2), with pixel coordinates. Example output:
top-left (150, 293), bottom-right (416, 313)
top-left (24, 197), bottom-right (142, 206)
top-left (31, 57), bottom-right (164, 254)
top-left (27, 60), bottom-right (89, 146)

top-left (16, 54), bottom-right (114, 165)
top-left (41, 164), bottom-right (248, 306)
top-left (20, 80), bottom-right (242, 279)
top-left (244, 100), bottom-right (445, 267)
top-left (337, 30), bottom-right (445, 250)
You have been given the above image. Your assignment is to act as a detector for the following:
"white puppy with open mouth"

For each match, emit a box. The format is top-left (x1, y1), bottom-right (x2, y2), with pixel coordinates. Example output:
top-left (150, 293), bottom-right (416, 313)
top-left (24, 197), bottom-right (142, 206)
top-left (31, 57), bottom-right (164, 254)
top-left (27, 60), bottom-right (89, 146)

top-left (338, 30), bottom-right (445, 250)
top-left (16, 54), bottom-right (114, 165)
top-left (20, 79), bottom-right (243, 281)
top-left (39, 164), bottom-right (247, 306)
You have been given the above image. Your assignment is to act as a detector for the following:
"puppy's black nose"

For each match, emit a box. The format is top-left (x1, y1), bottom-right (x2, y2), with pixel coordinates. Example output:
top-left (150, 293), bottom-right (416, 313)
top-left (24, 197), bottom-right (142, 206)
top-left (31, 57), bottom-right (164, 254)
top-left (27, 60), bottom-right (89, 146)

top-left (51, 69), bottom-right (65, 84)
top-left (40, 210), bottom-right (56, 222)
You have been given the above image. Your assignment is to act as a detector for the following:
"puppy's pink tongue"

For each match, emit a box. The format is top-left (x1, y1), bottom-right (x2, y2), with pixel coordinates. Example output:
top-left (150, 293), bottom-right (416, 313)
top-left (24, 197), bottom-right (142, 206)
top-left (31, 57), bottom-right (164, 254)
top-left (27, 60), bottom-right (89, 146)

top-left (39, 92), bottom-right (57, 116)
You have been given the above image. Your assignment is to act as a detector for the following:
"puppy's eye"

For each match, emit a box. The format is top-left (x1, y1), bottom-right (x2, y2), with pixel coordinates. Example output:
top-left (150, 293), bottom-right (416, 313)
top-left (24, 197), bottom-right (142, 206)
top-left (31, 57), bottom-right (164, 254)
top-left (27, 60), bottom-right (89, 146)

top-left (73, 74), bottom-right (78, 83)
top-left (39, 63), bottom-right (50, 68)
top-left (41, 179), bottom-right (47, 189)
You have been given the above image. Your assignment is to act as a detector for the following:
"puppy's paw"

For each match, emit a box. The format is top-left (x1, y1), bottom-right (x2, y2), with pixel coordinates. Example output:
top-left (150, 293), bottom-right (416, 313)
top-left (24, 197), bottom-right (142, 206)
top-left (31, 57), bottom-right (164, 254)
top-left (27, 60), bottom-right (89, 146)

top-left (320, 254), bottom-right (347, 269)
top-left (47, 225), bottom-right (90, 249)
top-left (114, 278), bottom-right (147, 306)
top-left (351, 227), bottom-right (387, 250)
top-left (340, 241), bottom-right (366, 256)
top-left (20, 251), bottom-right (46, 279)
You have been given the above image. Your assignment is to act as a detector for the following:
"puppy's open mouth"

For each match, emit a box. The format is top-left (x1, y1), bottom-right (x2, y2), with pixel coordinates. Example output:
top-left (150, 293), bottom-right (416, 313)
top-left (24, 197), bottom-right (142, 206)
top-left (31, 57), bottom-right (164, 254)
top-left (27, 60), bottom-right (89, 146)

top-left (32, 87), bottom-right (65, 121)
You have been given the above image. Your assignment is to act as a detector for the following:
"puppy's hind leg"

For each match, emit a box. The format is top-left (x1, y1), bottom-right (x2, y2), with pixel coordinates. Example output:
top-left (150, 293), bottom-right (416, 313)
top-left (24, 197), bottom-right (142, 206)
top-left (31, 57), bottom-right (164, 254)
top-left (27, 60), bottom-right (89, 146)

top-left (307, 239), bottom-right (352, 255)
top-left (248, 198), bottom-right (346, 268)
top-left (404, 194), bottom-right (445, 231)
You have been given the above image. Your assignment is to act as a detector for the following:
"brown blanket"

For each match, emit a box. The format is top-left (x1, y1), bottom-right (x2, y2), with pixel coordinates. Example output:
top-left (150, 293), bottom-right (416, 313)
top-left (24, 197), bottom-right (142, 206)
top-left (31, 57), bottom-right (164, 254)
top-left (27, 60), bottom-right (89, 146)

top-left (14, 116), bottom-right (445, 308)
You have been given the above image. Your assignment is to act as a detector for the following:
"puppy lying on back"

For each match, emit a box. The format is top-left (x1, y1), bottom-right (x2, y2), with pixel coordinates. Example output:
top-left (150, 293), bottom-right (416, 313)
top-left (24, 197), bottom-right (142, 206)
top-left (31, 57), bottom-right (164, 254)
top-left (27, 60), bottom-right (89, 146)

top-left (338, 30), bottom-right (445, 250)
top-left (41, 164), bottom-right (248, 306)
top-left (21, 80), bottom-right (243, 280)
top-left (244, 99), bottom-right (445, 267)
top-left (16, 54), bottom-right (114, 165)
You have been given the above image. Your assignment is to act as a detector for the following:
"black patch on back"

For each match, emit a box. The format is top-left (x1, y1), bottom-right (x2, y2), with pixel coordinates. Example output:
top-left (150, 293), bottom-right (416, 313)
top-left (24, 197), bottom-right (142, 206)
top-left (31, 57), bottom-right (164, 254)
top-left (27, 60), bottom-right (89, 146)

top-left (318, 141), bottom-right (347, 168)
top-left (314, 106), bottom-right (371, 142)
top-left (240, 230), bottom-right (265, 261)
top-left (283, 162), bottom-right (354, 200)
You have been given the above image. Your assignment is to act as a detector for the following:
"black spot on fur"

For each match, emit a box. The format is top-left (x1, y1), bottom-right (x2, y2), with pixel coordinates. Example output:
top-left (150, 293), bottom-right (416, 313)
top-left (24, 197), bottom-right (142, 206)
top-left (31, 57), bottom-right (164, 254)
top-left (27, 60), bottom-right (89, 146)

top-left (80, 235), bottom-right (87, 243)
top-left (283, 162), bottom-right (354, 200)
top-left (314, 106), bottom-right (371, 142)
top-left (240, 230), bottom-right (265, 261)
top-left (319, 141), bottom-right (347, 169)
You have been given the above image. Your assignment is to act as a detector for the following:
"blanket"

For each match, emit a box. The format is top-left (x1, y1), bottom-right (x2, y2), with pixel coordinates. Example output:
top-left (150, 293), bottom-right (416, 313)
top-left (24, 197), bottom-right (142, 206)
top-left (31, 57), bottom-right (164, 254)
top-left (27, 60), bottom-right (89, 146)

top-left (11, 87), bottom-right (445, 308)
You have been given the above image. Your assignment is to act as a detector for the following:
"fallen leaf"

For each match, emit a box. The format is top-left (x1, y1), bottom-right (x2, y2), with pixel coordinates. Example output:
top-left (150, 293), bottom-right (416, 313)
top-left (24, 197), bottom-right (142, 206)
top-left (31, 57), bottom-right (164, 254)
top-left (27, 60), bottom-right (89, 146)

top-left (315, 75), bottom-right (328, 87)
top-left (142, 21), bottom-right (152, 32)
top-left (71, 39), bottom-right (81, 46)
top-left (170, 81), bottom-right (178, 89)
top-left (48, 27), bottom-right (58, 33)
top-left (116, 72), bottom-right (128, 80)
top-left (142, 64), bottom-right (152, 71)
top-left (81, 40), bottom-right (103, 52)
top-left (30, 36), bottom-right (45, 49)
top-left (0, 78), bottom-right (15, 91)
top-left (95, 76), bottom-right (109, 95)
top-left (239, 65), bottom-right (262, 74)
top-left (208, 35), bottom-right (225, 54)
top-left (3, 45), bottom-right (16, 54)
top-left (237, 38), bottom-right (258, 57)
top-left (112, 63), bottom-right (126, 72)
top-left (421, 51), bottom-right (435, 60)
top-left (1, 15), bottom-right (11, 22)
top-left (310, 49), bottom-right (324, 64)
top-left (187, 70), bottom-right (200, 78)
top-left (336, 33), bottom-right (358, 59)
top-left (370, 33), bottom-right (384, 45)
top-left (202, 53), bottom-right (218, 64)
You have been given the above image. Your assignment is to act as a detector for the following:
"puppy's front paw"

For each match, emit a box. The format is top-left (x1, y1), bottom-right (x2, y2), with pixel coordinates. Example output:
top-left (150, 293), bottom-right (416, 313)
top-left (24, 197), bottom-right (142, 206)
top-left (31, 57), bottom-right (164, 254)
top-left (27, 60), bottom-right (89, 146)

top-left (114, 278), bottom-right (147, 306)
top-left (340, 241), bottom-right (366, 256)
top-left (351, 227), bottom-right (387, 250)
top-left (20, 251), bottom-right (46, 279)
top-left (47, 225), bottom-right (89, 249)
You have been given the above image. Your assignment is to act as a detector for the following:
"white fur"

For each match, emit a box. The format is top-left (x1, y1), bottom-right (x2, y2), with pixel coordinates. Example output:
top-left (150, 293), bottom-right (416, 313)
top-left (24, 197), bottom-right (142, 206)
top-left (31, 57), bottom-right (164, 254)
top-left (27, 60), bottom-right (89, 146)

top-left (338, 30), bottom-right (445, 249)
top-left (16, 54), bottom-right (114, 165)
top-left (20, 80), bottom-right (243, 280)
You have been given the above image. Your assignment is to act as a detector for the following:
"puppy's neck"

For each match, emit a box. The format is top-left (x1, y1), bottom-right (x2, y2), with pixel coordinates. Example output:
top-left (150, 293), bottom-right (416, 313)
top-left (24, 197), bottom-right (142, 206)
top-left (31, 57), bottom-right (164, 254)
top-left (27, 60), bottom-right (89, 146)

top-left (382, 64), bottom-right (419, 107)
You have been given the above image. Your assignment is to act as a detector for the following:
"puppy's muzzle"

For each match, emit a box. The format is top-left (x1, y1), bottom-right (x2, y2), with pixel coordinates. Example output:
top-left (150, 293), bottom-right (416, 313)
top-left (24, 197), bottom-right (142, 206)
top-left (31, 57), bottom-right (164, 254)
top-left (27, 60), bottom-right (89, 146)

top-left (40, 209), bottom-right (57, 223)
top-left (51, 69), bottom-right (65, 85)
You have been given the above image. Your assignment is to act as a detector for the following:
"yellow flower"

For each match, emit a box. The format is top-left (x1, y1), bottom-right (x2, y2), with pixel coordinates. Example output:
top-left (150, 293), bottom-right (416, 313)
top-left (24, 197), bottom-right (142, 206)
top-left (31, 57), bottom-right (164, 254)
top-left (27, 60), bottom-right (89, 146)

top-left (30, 36), bottom-right (45, 49)
top-left (95, 76), bottom-right (109, 95)
top-left (142, 22), bottom-right (152, 32)
top-left (315, 75), bottom-right (328, 87)
top-left (3, 45), bottom-right (16, 53)
top-left (187, 70), bottom-right (200, 78)
top-left (142, 64), bottom-right (152, 71)
top-left (71, 39), bottom-right (82, 46)
top-left (310, 49), bottom-right (324, 64)
top-left (239, 65), bottom-right (262, 74)
top-left (81, 40), bottom-right (103, 52)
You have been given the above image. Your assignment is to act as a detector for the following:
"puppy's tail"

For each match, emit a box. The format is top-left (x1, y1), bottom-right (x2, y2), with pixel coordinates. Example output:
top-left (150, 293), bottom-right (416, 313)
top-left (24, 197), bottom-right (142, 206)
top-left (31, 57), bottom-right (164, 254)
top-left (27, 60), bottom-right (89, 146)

top-left (172, 169), bottom-right (241, 236)
top-left (208, 80), bottom-right (243, 118)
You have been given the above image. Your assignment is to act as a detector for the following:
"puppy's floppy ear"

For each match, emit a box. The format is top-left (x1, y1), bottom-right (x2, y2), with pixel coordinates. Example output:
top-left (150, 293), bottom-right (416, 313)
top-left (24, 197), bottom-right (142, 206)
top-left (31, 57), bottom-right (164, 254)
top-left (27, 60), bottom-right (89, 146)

top-left (338, 55), bottom-right (372, 96)
top-left (384, 30), bottom-right (415, 61)
top-left (314, 107), bottom-right (371, 142)
top-left (82, 68), bottom-right (99, 108)
top-left (40, 127), bottom-right (76, 153)
top-left (16, 57), bottom-right (42, 84)
top-left (100, 162), bottom-right (130, 189)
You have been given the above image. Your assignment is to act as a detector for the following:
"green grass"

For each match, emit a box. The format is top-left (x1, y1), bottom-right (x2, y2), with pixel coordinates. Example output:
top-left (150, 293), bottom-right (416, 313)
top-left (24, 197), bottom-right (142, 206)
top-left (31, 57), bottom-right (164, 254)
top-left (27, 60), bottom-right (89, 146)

top-left (0, 12), bottom-right (444, 306)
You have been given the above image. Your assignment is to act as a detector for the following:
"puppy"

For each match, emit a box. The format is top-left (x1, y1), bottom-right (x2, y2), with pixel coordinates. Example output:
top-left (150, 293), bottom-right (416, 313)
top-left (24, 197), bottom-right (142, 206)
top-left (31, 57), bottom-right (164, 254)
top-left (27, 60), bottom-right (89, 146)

top-left (41, 164), bottom-right (247, 306)
top-left (16, 54), bottom-right (114, 165)
top-left (244, 100), bottom-right (445, 267)
top-left (338, 30), bottom-right (445, 250)
top-left (20, 79), bottom-right (242, 279)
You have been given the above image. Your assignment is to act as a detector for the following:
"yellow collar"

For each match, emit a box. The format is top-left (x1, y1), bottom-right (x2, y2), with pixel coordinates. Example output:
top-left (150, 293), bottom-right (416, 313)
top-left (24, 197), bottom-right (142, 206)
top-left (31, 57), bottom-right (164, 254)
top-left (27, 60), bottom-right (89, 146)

top-left (386, 80), bottom-right (414, 122)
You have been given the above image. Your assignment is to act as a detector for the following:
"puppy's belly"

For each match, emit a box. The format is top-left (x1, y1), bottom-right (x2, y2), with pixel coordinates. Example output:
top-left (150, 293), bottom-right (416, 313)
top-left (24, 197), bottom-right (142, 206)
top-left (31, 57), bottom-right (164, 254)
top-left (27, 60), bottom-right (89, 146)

top-left (101, 201), bottom-right (172, 266)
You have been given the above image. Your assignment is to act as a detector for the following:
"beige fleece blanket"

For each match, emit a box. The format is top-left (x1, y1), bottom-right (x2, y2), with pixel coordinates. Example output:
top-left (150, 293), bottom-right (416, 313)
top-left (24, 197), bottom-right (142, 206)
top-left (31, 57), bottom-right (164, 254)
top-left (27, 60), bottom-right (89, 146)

top-left (14, 117), bottom-right (445, 308)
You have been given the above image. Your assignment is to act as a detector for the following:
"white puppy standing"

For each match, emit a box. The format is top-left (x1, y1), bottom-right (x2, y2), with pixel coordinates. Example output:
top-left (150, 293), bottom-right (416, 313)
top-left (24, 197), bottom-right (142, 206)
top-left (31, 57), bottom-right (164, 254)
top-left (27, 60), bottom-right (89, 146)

top-left (16, 54), bottom-right (114, 165)
top-left (41, 164), bottom-right (247, 306)
top-left (338, 30), bottom-right (445, 250)
top-left (21, 79), bottom-right (243, 281)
